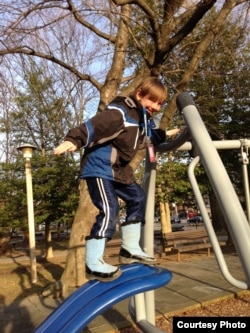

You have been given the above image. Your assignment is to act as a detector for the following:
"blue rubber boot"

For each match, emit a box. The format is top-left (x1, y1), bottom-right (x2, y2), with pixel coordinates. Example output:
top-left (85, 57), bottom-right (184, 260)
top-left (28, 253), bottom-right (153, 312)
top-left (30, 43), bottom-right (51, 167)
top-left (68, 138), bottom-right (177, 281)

top-left (85, 238), bottom-right (121, 282)
top-left (119, 223), bottom-right (156, 264)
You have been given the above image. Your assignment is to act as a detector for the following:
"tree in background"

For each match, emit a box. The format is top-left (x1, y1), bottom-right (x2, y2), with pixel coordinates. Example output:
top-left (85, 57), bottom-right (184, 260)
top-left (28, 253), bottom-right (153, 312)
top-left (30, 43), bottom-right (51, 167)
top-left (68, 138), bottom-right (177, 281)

top-left (0, 65), bottom-right (80, 256)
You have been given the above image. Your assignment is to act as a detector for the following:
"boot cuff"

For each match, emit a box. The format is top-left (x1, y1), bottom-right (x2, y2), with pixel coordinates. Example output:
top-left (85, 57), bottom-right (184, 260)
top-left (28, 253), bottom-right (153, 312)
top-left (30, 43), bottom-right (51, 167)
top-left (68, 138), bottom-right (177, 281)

top-left (121, 220), bottom-right (141, 227)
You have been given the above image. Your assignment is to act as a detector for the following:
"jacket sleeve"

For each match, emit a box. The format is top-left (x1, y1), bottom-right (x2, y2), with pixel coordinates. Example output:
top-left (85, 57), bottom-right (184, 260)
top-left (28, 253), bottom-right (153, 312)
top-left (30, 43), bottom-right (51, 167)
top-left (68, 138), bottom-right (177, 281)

top-left (147, 115), bottom-right (166, 146)
top-left (150, 128), bottom-right (166, 146)
top-left (64, 108), bottom-right (125, 149)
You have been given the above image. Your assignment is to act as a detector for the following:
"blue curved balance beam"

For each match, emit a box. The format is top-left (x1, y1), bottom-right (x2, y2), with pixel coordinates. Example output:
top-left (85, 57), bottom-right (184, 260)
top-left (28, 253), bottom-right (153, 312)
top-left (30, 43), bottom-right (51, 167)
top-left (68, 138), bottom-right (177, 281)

top-left (34, 263), bottom-right (172, 333)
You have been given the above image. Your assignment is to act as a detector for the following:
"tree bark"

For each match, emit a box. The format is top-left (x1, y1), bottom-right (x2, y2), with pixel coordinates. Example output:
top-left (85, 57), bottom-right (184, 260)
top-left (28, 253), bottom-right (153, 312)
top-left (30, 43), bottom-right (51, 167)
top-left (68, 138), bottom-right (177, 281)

top-left (160, 201), bottom-right (171, 234)
top-left (60, 180), bottom-right (98, 291)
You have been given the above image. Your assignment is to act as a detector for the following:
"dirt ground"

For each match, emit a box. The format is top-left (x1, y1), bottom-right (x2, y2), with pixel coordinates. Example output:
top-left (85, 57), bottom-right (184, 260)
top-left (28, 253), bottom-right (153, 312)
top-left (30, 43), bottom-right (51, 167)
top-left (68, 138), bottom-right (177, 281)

top-left (120, 292), bottom-right (250, 333)
top-left (0, 238), bottom-right (249, 333)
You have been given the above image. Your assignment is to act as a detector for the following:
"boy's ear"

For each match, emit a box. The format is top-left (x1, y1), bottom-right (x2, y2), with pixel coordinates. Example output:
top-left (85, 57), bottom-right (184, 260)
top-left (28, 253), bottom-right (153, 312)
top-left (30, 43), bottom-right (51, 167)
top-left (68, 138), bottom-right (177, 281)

top-left (135, 90), bottom-right (141, 100)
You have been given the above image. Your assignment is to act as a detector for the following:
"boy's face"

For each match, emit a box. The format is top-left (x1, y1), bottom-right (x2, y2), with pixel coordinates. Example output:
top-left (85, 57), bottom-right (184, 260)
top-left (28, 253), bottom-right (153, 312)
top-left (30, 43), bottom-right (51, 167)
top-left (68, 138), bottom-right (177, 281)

top-left (136, 92), bottom-right (163, 116)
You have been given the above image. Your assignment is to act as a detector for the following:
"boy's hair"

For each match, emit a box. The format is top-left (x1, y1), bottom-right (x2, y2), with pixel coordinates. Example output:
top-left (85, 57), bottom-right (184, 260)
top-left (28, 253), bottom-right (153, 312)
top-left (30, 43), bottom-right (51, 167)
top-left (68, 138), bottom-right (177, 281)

top-left (132, 77), bottom-right (167, 103)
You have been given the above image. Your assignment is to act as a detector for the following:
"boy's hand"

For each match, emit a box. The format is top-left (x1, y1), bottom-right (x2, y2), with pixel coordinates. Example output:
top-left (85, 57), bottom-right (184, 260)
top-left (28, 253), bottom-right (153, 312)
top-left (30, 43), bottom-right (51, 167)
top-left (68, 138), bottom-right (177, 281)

top-left (54, 141), bottom-right (77, 155)
top-left (166, 128), bottom-right (180, 137)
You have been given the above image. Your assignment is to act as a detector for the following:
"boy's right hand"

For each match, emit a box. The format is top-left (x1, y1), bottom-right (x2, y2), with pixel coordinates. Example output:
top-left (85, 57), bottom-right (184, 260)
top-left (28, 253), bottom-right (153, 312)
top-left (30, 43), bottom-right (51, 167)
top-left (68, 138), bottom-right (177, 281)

top-left (54, 141), bottom-right (77, 155)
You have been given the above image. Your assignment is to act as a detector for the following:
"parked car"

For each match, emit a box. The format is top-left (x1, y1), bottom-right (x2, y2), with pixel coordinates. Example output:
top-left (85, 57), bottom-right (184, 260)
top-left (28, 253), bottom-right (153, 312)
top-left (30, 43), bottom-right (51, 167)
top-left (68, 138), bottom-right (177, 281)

top-left (154, 216), bottom-right (160, 223)
top-left (38, 222), bottom-right (58, 230)
top-left (187, 215), bottom-right (203, 224)
top-left (171, 216), bottom-right (181, 224)
top-left (38, 222), bottom-right (45, 230)
top-left (50, 222), bottom-right (58, 229)
top-left (187, 211), bottom-right (196, 219)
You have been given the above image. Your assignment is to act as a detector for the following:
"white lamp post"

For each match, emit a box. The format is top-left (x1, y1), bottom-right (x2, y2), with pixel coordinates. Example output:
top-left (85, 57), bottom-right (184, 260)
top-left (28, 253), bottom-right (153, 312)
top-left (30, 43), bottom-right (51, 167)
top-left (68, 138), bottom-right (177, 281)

top-left (17, 143), bottom-right (37, 283)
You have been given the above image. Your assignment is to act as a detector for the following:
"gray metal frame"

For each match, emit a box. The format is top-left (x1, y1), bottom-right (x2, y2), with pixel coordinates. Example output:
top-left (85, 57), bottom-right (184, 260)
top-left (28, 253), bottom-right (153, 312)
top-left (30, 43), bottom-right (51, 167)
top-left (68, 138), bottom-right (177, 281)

top-left (130, 92), bottom-right (250, 331)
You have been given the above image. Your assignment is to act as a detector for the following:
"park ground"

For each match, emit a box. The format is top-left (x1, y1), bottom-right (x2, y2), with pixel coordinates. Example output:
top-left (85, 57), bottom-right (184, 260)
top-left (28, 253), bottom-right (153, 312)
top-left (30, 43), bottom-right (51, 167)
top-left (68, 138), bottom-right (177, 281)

top-left (0, 233), bottom-right (249, 333)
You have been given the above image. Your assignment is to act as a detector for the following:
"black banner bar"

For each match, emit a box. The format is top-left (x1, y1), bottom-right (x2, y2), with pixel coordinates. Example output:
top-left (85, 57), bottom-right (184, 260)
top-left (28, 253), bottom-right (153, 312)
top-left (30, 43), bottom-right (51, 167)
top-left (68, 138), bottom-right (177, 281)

top-left (173, 317), bottom-right (249, 332)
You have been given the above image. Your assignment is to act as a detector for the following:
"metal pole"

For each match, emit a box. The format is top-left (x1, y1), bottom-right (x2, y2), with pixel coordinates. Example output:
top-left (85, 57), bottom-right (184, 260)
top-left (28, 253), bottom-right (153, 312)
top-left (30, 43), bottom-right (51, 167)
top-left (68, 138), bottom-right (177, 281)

top-left (240, 140), bottom-right (250, 224)
top-left (176, 92), bottom-right (250, 286)
top-left (137, 152), bottom-right (156, 325)
top-left (143, 156), bottom-right (157, 325)
top-left (242, 163), bottom-right (250, 224)
top-left (24, 157), bottom-right (37, 283)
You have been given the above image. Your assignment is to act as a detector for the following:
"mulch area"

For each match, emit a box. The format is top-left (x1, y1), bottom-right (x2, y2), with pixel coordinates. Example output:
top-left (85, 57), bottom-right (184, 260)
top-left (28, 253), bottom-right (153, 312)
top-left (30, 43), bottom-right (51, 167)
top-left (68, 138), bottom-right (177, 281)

top-left (120, 291), bottom-right (250, 333)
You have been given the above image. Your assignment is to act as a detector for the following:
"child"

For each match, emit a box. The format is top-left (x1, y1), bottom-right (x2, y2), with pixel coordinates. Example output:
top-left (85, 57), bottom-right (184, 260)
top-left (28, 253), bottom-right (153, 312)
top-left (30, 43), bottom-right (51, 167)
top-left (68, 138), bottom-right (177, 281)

top-left (54, 77), bottom-right (178, 282)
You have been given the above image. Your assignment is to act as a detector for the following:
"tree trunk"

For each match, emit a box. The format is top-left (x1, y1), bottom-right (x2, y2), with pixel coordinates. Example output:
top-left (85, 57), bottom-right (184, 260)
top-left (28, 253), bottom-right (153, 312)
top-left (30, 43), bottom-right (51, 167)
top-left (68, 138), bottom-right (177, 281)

top-left (160, 201), bottom-right (172, 233)
top-left (60, 180), bottom-right (98, 292)
top-left (45, 230), bottom-right (53, 259)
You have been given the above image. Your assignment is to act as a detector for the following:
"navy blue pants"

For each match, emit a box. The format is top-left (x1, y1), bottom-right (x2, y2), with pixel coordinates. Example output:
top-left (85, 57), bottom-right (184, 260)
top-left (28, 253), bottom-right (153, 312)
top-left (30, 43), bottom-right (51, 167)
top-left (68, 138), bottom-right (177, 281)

top-left (86, 178), bottom-right (146, 240)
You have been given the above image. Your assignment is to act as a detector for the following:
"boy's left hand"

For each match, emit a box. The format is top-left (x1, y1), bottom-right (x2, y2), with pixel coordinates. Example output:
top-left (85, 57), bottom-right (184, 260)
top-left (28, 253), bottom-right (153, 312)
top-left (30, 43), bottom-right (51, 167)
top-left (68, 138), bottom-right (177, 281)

top-left (166, 128), bottom-right (180, 137)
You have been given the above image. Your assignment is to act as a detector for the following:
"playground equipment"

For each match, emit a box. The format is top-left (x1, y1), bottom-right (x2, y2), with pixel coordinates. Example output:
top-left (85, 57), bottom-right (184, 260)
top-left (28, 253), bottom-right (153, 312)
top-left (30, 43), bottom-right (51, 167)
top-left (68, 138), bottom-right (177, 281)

top-left (140, 92), bottom-right (250, 330)
top-left (34, 92), bottom-right (250, 332)
top-left (33, 264), bottom-right (171, 333)
top-left (158, 92), bottom-right (250, 289)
